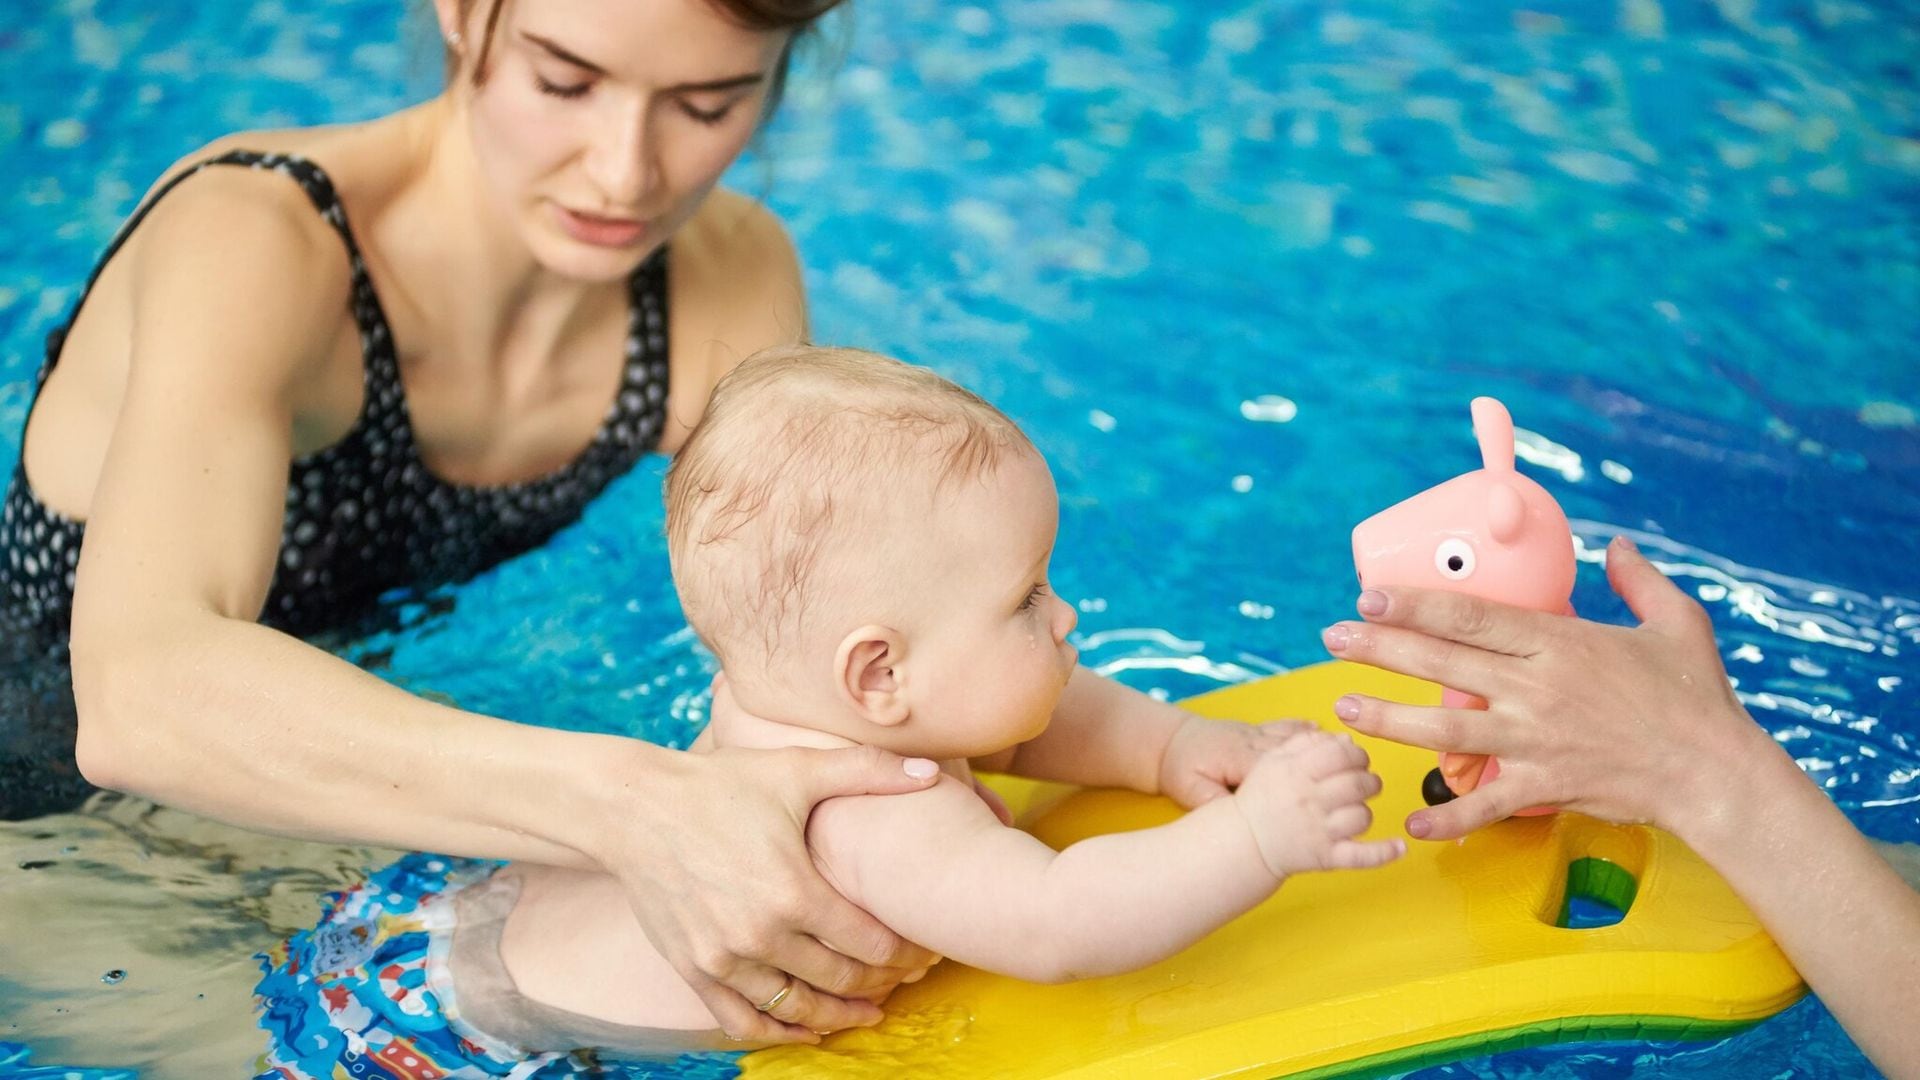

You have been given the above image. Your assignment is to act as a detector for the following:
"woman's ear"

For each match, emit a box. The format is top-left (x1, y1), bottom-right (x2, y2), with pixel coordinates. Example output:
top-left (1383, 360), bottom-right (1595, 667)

top-left (433, 0), bottom-right (466, 47)
top-left (835, 625), bottom-right (910, 727)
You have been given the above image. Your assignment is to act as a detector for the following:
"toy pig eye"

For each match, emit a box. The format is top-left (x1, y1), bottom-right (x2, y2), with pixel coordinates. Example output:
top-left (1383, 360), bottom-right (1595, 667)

top-left (1435, 539), bottom-right (1476, 580)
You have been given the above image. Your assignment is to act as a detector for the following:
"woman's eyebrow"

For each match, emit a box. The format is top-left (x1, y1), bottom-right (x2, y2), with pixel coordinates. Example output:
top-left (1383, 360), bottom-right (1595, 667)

top-left (664, 72), bottom-right (766, 93)
top-left (523, 32), bottom-right (607, 74)
top-left (520, 32), bottom-right (766, 93)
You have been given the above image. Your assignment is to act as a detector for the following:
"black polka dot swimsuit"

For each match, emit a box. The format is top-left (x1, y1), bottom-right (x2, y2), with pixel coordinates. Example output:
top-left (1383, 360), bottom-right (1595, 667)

top-left (0, 150), bottom-right (671, 639)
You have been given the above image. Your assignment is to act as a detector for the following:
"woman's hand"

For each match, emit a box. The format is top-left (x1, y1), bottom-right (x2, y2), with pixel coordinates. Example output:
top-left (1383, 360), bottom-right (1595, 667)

top-left (1320, 535), bottom-right (1780, 843)
top-left (1326, 535), bottom-right (1920, 1078)
top-left (593, 740), bottom-right (942, 1044)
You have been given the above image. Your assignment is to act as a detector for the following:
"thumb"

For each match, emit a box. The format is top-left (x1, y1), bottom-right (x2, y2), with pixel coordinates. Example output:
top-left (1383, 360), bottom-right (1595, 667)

top-left (1605, 535), bottom-right (1698, 631)
top-left (799, 745), bottom-right (941, 801)
top-left (1405, 779), bottom-right (1522, 842)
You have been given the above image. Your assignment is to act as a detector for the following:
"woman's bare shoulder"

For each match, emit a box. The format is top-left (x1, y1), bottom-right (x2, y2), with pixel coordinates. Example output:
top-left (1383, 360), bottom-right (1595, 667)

top-left (149, 109), bottom-right (424, 206)
top-left (673, 188), bottom-right (802, 286)
top-left (657, 190), bottom-right (808, 451)
top-left (688, 187), bottom-right (794, 242)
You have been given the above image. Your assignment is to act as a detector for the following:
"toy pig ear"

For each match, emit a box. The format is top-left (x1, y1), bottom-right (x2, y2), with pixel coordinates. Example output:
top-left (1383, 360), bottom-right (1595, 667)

top-left (1471, 397), bottom-right (1515, 473)
top-left (1489, 482), bottom-right (1526, 543)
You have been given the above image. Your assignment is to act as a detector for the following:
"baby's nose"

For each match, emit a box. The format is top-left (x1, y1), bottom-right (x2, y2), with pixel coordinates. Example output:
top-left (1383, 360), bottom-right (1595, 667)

top-left (1053, 593), bottom-right (1079, 641)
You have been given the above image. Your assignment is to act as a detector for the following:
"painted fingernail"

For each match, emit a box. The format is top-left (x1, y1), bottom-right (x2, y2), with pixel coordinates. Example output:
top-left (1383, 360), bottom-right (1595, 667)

top-left (1406, 813), bottom-right (1432, 839)
top-left (1334, 695), bottom-right (1360, 721)
top-left (904, 758), bottom-right (938, 780)
top-left (1322, 624), bottom-right (1351, 652)
top-left (1357, 590), bottom-right (1388, 616)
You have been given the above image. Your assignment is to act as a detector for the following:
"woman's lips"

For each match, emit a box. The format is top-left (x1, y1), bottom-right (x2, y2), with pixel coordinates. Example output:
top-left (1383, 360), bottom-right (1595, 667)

top-left (553, 204), bottom-right (648, 248)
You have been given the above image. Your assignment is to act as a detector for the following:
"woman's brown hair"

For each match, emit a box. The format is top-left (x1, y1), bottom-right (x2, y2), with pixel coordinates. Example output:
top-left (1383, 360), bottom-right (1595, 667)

top-left (446, 0), bottom-right (845, 118)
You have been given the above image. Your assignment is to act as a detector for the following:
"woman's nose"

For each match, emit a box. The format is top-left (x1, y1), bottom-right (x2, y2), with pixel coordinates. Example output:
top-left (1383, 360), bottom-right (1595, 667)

top-left (584, 105), bottom-right (658, 208)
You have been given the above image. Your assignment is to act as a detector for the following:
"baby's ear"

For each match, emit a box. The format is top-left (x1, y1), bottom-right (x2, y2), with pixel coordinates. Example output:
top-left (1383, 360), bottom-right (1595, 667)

top-left (835, 625), bottom-right (910, 727)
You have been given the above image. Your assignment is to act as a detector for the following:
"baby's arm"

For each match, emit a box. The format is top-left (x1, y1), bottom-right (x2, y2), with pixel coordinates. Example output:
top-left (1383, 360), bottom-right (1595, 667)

top-left (816, 731), bottom-right (1399, 983)
top-left (970, 667), bottom-right (1175, 791)
top-left (972, 666), bottom-right (1308, 807)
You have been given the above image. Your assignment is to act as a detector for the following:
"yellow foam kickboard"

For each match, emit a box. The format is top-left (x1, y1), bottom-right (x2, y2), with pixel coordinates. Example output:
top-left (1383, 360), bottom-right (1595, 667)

top-left (741, 660), bottom-right (1804, 1080)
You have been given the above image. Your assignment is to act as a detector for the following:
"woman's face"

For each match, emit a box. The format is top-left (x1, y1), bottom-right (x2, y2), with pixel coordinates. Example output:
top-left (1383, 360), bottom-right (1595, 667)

top-left (444, 0), bottom-right (789, 281)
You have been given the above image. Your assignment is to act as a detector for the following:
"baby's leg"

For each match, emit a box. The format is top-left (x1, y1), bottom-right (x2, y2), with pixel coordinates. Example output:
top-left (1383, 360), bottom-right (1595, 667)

top-left (443, 863), bottom-right (727, 1055)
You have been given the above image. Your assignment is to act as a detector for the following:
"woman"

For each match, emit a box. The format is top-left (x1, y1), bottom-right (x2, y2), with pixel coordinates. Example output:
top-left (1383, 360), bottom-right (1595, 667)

top-left (1325, 535), bottom-right (1920, 1078)
top-left (0, 0), bottom-right (944, 1044)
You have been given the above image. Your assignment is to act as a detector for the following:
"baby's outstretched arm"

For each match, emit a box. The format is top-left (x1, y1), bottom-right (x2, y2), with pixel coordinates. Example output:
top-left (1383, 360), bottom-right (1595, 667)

top-left (972, 666), bottom-right (1304, 805)
top-left (969, 667), bottom-right (1179, 792)
top-left (814, 730), bottom-right (1400, 984)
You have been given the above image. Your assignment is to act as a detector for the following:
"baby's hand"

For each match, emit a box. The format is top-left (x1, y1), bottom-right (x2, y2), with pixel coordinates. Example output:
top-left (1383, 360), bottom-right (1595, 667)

top-left (1231, 731), bottom-right (1404, 878)
top-left (1158, 715), bottom-right (1316, 809)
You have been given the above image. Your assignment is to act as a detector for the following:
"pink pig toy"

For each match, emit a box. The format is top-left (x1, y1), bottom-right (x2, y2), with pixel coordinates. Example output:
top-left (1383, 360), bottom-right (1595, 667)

top-left (1351, 397), bottom-right (1576, 811)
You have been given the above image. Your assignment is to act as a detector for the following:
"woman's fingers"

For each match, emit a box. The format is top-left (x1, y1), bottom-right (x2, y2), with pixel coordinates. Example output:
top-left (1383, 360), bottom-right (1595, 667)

top-left (1353, 586), bottom-right (1559, 658)
top-left (797, 743), bottom-right (944, 802)
top-left (1406, 780), bottom-right (1531, 841)
top-left (1322, 618), bottom-right (1511, 700)
top-left (754, 966), bottom-right (881, 1032)
top-left (688, 974), bottom-right (814, 1045)
top-left (1333, 695), bottom-right (1511, 756)
top-left (773, 928), bottom-right (918, 1004)
top-left (1604, 536), bottom-right (1716, 643)
top-left (796, 885), bottom-right (931, 982)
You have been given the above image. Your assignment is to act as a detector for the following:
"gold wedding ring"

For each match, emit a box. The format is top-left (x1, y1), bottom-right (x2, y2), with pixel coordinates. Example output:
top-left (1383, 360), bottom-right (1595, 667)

top-left (755, 976), bottom-right (795, 1013)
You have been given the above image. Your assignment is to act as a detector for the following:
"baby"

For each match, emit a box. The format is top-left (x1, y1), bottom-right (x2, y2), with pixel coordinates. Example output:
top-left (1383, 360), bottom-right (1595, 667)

top-left (254, 345), bottom-right (1400, 1073)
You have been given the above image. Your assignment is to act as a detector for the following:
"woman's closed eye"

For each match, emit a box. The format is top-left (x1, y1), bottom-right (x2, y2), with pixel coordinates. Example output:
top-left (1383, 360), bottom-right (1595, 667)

top-left (677, 96), bottom-right (741, 126)
top-left (535, 73), bottom-right (593, 100)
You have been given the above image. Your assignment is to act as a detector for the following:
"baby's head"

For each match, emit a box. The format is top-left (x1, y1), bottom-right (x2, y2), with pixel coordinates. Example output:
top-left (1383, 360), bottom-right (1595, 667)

top-left (665, 345), bottom-right (1078, 759)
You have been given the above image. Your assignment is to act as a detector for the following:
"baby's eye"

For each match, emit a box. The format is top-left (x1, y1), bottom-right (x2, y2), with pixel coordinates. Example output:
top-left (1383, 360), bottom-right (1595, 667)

top-left (1017, 584), bottom-right (1048, 612)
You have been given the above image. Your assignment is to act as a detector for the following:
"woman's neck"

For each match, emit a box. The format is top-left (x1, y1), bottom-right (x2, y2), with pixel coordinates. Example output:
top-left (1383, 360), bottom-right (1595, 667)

top-left (373, 96), bottom-right (610, 370)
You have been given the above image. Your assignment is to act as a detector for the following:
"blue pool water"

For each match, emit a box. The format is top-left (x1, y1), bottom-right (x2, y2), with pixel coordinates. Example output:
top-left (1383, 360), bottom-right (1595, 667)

top-left (2, 0), bottom-right (1915, 1076)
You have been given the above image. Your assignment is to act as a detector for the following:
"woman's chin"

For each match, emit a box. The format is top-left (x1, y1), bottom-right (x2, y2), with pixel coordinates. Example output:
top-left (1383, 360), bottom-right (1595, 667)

top-left (527, 229), bottom-right (659, 284)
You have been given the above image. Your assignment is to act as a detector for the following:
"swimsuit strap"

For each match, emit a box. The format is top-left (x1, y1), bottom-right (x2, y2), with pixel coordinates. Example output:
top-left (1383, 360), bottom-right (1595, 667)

top-left (40, 149), bottom-right (394, 392)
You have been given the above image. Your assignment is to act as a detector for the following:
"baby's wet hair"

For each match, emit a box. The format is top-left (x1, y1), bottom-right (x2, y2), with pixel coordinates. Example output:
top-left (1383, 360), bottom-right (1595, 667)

top-left (665, 344), bottom-right (1035, 678)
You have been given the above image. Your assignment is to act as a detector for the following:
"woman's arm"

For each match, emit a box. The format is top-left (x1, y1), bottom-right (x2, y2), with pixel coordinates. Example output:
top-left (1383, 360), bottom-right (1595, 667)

top-left (1323, 536), bottom-right (1920, 1076)
top-left (66, 172), bottom-right (934, 1043)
